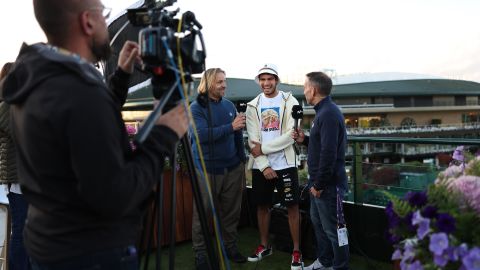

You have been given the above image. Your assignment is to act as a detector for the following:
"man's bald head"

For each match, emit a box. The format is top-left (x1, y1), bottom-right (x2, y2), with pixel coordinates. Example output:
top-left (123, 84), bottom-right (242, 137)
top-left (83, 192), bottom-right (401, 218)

top-left (33, 0), bottom-right (94, 45)
top-left (33, 0), bottom-right (111, 62)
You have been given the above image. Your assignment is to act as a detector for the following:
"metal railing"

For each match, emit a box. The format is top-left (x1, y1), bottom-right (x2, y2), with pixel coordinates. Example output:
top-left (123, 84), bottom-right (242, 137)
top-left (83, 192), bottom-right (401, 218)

top-left (346, 136), bottom-right (480, 206)
top-left (346, 122), bottom-right (480, 135)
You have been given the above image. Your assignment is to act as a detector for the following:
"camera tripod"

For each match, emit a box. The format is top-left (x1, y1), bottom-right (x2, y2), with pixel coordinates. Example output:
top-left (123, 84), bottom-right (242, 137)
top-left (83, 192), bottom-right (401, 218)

top-left (135, 78), bottom-right (224, 270)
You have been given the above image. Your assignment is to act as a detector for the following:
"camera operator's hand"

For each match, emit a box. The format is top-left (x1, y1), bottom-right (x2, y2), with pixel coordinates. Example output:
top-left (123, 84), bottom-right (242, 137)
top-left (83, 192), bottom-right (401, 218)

top-left (118, 41), bottom-right (142, 74)
top-left (156, 104), bottom-right (189, 139)
top-left (232, 113), bottom-right (246, 131)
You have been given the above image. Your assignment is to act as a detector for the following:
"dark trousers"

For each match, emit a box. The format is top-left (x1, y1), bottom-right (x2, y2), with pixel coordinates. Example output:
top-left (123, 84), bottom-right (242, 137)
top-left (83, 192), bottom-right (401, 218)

top-left (310, 185), bottom-right (349, 270)
top-left (192, 163), bottom-right (245, 256)
top-left (30, 246), bottom-right (138, 270)
top-left (7, 192), bottom-right (30, 270)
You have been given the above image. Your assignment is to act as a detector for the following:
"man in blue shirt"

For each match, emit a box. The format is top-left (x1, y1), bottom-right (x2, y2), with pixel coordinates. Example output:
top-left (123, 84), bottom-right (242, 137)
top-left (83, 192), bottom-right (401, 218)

top-left (190, 68), bottom-right (247, 269)
top-left (293, 72), bottom-right (350, 270)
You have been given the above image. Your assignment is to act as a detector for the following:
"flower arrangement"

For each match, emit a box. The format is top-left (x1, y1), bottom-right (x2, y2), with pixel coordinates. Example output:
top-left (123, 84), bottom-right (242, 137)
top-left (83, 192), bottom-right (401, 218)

top-left (125, 123), bottom-right (137, 151)
top-left (124, 122), bottom-right (188, 171)
top-left (385, 148), bottom-right (480, 270)
top-left (163, 142), bottom-right (188, 172)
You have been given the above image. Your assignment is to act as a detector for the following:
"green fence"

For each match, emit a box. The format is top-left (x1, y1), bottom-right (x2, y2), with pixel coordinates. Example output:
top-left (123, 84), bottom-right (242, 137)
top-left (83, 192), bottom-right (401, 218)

top-left (346, 137), bottom-right (480, 206)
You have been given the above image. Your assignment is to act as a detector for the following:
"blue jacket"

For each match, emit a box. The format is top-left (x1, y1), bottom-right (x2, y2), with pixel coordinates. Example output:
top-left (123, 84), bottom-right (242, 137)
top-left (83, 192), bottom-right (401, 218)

top-left (190, 97), bottom-right (245, 174)
top-left (307, 96), bottom-right (348, 191)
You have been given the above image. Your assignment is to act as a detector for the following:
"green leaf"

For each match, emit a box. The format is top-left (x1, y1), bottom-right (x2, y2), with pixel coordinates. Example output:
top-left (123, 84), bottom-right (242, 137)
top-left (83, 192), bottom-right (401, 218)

top-left (382, 190), bottom-right (414, 218)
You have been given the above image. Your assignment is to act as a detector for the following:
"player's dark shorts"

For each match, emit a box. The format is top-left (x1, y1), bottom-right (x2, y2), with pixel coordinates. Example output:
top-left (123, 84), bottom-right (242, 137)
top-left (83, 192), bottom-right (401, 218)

top-left (251, 167), bottom-right (299, 207)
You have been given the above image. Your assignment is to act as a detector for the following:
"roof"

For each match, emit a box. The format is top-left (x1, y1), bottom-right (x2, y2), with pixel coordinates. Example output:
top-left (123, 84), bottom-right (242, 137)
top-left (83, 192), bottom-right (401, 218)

top-left (124, 74), bottom-right (480, 108)
top-left (331, 79), bottom-right (480, 97)
top-left (124, 78), bottom-right (305, 107)
top-left (334, 72), bottom-right (444, 85)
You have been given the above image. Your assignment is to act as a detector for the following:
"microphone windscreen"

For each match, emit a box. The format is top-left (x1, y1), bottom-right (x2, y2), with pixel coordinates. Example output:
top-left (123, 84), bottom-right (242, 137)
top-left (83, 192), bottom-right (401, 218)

top-left (236, 101), bottom-right (247, 113)
top-left (291, 105), bottom-right (303, 119)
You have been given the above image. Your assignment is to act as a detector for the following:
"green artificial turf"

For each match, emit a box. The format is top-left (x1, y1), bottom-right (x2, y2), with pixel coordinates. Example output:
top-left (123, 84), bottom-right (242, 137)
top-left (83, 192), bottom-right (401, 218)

top-left (143, 227), bottom-right (392, 270)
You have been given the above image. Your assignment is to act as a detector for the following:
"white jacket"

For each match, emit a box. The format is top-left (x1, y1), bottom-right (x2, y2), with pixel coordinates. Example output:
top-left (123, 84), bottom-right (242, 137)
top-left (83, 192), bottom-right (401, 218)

top-left (246, 91), bottom-right (300, 171)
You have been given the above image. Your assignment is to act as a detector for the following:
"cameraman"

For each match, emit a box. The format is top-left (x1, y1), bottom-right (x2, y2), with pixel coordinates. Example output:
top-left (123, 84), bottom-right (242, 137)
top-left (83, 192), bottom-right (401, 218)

top-left (0, 0), bottom-right (188, 269)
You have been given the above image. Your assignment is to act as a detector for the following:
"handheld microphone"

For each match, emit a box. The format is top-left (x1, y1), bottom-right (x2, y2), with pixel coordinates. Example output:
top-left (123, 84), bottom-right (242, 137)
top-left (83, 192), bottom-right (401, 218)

top-left (235, 101), bottom-right (247, 133)
top-left (291, 105), bottom-right (303, 131)
top-left (236, 101), bottom-right (247, 114)
top-left (291, 105), bottom-right (303, 157)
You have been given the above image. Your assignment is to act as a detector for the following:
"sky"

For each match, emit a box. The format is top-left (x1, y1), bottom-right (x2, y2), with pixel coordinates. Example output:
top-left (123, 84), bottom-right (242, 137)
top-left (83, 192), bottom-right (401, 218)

top-left (1, 0), bottom-right (480, 84)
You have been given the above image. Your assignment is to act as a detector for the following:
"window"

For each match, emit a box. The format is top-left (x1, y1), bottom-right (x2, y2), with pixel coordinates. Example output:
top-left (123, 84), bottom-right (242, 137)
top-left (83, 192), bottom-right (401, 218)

top-left (335, 97), bottom-right (371, 106)
top-left (455, 96), bottom-right (466, 106)
top-left (414, 96), bottom-right (433, 107)
top-left (394, 97), bottom-right (412, 107)
top-left (374, 97), bottom-right (393, 105)
top-left (466, 96), bottom-right (478, 106)
top-left (433, 96), bottom-right (454, 106)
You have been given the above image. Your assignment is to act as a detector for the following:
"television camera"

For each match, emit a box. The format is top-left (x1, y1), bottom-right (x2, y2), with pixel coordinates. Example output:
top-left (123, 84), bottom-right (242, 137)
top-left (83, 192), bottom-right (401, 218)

top-left (126, 0), bottom-right (206, 99)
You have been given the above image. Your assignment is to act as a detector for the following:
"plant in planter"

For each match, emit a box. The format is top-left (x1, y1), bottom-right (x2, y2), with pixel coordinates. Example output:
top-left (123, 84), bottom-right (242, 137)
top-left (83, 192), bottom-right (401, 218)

top-left (385, 154), bottom-right (480, 270)
top-left (163, 142), bottom-right (189, 172)
top-left (125, 123), bottom-right (188, 174)
top-left (125, 123), bottom-right (137, 151)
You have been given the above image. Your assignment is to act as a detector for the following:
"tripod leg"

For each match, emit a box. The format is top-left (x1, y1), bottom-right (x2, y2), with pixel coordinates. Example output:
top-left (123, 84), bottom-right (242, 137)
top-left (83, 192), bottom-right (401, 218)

top-left (156, 174), bottom-right (165, 270)
top-left (141, 191), bottom-right (158, 270)
top-left (168, 148), bottom-right (178, 270)
top-left (181, 136), bottom-right (220, 270)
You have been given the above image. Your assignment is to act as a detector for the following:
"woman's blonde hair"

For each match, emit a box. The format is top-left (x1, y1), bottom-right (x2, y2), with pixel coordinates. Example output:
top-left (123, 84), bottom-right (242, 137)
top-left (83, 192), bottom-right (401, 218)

top-left (197, 68), bottom-right (225, 94)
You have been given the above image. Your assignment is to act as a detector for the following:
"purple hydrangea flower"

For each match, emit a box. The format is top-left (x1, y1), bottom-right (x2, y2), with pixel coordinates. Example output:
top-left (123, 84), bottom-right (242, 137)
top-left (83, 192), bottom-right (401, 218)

top-left (386, 202), bottom-right (401, 228)
top-left (402, 241), bottom-right (416, 262)
top-left (417, 219), bottom-right (430, 240)
top-left (445, 246), bottom-right (458, 262)
top-left (436, 213), bottom-right (456, 234)
top-left (452, 146), bottom-right (465, 162)
top-left (411, 211), bottom-right (422, 225)
top-left (392, 249), bottom-right (402, 260)
top-left (433, 251), bottom-right (449, 267)
top-left (386, 202), bottom-right (396, 218)
top-left (412, 211), bottom-right (430, 240)
top-left (126, 125), bottom-right (137, 135)
top-left (442, 165), bottom-right (463, 179)
top-left (400, 260), bottom-right (423, 270)
top-left (462, 247), bottom-right (480, 270)
top-left (429, 232), bottom-right (449, 256)
top-left (456, 243), bottom-right (469, 258)
top-left (421, 205), bottom-right (438, 219)
top-left (450, 175), bottom-right (480, 215)
top-left (406, 191), bottom-right (428, 208)
top-left (404, 212), bottom-right (415, 232)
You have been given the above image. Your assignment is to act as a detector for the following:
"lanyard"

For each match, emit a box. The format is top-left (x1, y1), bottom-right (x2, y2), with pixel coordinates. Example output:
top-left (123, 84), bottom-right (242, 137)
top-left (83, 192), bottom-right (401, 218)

top-left (336, 186), bottom-right (346, 228)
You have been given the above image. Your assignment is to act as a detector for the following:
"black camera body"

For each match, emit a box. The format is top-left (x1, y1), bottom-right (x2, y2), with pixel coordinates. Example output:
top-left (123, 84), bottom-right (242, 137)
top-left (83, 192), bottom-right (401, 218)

top-left (127, 1), bottom-right (206, 98)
